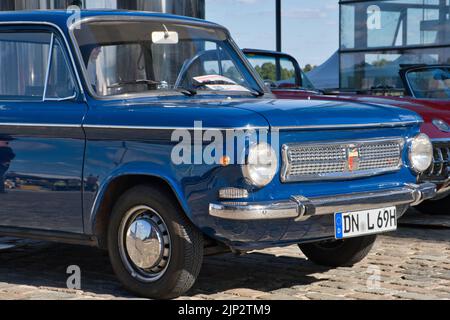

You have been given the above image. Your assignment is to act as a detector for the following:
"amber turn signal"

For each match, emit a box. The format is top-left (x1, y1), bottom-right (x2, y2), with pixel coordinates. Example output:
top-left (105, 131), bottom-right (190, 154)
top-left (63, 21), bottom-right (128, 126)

top-left (219, 156), bottom-right (231, 166)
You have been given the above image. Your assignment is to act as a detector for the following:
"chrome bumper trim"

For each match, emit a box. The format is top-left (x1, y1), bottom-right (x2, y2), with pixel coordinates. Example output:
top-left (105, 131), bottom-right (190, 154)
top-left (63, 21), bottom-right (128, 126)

top-left (209, 183), bottom-right (437, 221)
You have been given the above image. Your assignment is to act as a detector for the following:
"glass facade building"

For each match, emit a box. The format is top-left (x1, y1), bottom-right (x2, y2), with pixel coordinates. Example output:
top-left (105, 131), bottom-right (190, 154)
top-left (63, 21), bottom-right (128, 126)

top-left (340, 0), bottom-right (450, 90)
top-left (0, 1), bottom-right (204, 18)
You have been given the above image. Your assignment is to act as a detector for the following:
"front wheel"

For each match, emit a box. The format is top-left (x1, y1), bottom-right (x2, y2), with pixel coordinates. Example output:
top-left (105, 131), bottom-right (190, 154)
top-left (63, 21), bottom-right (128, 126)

top-left (299, 235), bottom-right (377, 267)
top-left (107, 185), bottom-right (204, 299)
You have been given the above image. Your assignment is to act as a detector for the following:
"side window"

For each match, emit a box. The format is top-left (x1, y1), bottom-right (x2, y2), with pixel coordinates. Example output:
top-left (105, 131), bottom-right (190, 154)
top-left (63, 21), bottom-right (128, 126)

top-left (0, 30), bottom-right (77, 101)
top-left (45, 38), bottom-right (77, 100)
top-left (279, 57), bottom-right (297, 87)
top-left (246, 55), bottom-right (277, 83)
top-left (0, 31), bottom-right (51, 100)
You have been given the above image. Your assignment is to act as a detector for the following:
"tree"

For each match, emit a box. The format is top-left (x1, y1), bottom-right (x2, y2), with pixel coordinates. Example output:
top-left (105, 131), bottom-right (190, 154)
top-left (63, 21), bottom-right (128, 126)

top-left (255, 63), bottom-right (276, 81)
top-left (303, 64), bottom-right (316, 73)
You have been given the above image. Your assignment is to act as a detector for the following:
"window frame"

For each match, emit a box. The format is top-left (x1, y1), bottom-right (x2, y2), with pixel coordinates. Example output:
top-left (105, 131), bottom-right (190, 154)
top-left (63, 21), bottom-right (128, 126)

top-left (0, 25), bottom-right (81, 103)
top-left (401, 64), bottom-right (450, 99)
top-left (242, 49), bottom-right (303, 87)
top-left (69, 16), bottom-right (267, 101)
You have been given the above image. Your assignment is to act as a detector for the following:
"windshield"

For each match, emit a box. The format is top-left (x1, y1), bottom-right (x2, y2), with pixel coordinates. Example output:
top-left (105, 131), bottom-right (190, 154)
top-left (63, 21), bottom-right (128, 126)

top-left (406, 67), bottom-right (450, 100)
top-left (72, 19), bottom-right (262, 97)
top-left (245, 52), bottom-right (316, 90)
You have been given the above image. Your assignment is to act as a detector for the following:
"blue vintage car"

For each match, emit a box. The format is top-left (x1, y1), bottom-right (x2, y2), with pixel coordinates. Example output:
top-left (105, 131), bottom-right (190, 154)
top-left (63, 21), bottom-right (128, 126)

top-left (0, 10), bottom-right (437, 299)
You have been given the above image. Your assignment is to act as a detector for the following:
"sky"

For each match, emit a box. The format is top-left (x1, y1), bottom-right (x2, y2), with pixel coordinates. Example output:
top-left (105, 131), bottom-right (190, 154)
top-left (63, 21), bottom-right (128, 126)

top-left (206, 0), bottom-right (340, 68)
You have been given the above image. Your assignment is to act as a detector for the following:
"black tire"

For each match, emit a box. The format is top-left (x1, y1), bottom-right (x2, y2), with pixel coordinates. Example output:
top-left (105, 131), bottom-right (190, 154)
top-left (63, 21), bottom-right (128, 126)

top-left (414, 196), bottom-right (450, 215)
top-left (107, 184), bottom-right (203, 299)
top-left (299, 235), bottom-right (377, 267)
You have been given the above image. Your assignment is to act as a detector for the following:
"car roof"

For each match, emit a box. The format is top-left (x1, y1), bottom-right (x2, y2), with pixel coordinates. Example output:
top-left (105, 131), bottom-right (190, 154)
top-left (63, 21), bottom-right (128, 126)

top-left (0, 9), bottom-right (222, 30)
top-left (242, 48), bottom-right (298, 61)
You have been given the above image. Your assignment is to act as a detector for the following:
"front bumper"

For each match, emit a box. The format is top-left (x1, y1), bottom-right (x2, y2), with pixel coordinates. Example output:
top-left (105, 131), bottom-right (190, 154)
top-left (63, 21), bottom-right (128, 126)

top-left (209, 183), bottom-right (436, 221)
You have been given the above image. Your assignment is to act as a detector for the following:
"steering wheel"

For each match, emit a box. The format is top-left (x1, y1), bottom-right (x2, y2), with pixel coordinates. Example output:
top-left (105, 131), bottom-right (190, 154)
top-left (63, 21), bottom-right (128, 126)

top-left (174, 50), bottom-right (220, 89)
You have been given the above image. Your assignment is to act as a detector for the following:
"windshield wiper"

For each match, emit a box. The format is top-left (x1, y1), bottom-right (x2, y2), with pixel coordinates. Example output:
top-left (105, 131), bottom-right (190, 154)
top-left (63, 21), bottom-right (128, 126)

top-left (174, 87), bottom-right (197, 97)
top-left (194, 79), bottom-right (264, 97)
top-left (249, 88), bottom-right (265, 97)
top-left (108, 79), bottom-right (159, 87)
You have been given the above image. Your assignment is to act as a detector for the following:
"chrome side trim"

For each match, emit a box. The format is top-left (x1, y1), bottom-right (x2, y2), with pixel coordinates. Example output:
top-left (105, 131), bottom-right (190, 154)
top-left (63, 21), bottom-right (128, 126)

top-left (83, 124), bottom-right (268, 131)
top-left (0, 21), bottom-right (85, 98)
top-left (42, 33), bottom-right (55, 101)
top-left (0, 122), bottom-right (81, 128)
top-left (272, 121), bottom-right (422, 131)
top-left (431, 138), bottom-right (450, 143)
top-left (0, 122), bottom-right (266, 131)
top-left (209, 183), bottom-right (437, 221)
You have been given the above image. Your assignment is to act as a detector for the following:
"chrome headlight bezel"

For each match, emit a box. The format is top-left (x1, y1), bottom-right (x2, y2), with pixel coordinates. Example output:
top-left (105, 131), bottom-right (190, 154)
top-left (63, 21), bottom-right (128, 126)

top-left (242, 142), bottom-right (278, 187)
top-left (408, 133), bottom-right (433, 173)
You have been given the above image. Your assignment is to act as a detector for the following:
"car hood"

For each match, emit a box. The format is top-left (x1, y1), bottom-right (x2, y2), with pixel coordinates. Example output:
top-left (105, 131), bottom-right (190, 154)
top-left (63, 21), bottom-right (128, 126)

top-left (335, 96), bottom-right (450, 139)
top-left (228, 98), bottom-right (422, 129)
top-left (86, 97), bottom-right (421, 133)
top-left (340, 96), bottom-right (450, 121)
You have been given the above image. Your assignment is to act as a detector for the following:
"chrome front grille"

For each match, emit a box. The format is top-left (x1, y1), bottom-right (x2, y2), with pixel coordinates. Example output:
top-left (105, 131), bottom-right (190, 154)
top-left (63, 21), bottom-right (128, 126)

top-left (421, 141), bottom-right (450, 182)
top-left (281, 138), bottom-right (404, 182)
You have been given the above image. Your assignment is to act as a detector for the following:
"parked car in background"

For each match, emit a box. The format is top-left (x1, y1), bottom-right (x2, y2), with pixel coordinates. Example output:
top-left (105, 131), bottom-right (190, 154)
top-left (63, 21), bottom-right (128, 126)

top-left (244, 49), bottom-right (450, 215)
top-left (0, 11), bottom-right (437, 299)
top-left (243, 48), bottom-right (318, 98)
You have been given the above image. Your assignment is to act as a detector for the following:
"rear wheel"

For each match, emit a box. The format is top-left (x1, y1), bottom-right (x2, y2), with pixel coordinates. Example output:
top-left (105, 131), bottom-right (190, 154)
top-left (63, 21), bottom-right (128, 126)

top-left (107, 185), bottom-right (203, 299)
top-left (299, 235), bottom-right (377, 267)
top-left (415, 196), bottom-right (450, 215)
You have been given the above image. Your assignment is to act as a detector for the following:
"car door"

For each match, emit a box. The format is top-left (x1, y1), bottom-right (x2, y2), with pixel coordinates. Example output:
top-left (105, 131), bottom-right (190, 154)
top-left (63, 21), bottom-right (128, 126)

top-left (0, 26), bottom-right (87, 233)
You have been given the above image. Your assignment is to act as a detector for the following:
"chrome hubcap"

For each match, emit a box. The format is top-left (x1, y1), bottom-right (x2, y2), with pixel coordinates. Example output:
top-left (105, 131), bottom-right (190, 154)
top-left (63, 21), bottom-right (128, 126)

top-left (126, 218), bottom-right (164, 269)
top-left (118, 205), bottom-right (171, 282)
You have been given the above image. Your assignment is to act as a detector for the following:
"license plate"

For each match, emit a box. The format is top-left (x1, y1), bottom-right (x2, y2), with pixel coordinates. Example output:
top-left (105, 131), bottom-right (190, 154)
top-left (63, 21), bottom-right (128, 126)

top-left (335, 207), bottom-right (397, 239)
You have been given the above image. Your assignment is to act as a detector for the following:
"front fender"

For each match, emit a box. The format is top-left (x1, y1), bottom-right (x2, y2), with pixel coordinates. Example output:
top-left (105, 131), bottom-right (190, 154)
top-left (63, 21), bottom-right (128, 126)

top-left (85, 162), bottom-right (192, 235)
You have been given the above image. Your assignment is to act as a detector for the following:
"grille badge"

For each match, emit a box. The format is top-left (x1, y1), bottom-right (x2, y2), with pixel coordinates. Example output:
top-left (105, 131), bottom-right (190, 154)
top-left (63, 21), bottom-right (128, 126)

top-left (347, 146), bottom-right (360, 171)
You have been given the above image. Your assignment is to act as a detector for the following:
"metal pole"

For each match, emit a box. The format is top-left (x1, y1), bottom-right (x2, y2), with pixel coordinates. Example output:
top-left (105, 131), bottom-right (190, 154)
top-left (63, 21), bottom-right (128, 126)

top-left (276, 0), bottom-right (282, 52)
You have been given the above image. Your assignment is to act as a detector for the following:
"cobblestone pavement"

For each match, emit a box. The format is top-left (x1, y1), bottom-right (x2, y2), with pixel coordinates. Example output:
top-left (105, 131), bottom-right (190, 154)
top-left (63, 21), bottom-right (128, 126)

top-left (0, 225), bottom-right (449, 300)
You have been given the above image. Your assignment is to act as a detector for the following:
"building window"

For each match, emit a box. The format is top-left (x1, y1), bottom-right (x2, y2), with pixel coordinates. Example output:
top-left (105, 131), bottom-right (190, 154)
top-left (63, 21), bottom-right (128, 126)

top-left (340, 0), bottom-right (450, 90)
top-left (340, 0), bottom-right (450, 50)
top-left (341, 47), bottom-right (450, 90)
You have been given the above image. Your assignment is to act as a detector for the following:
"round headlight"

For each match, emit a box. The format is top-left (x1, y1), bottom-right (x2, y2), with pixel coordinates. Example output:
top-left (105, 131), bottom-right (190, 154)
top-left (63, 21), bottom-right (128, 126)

top-left (409, 133), bottom-right (433, 173)
top-left (432, 119), bottom-right (450, 132)
top-left (243, 142), bottom-right (278, 187)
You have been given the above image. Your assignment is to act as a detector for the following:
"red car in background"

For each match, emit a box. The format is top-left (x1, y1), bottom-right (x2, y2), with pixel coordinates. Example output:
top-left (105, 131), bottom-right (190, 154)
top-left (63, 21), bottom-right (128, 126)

top-left (243, 49), bottom-right (450, 215)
